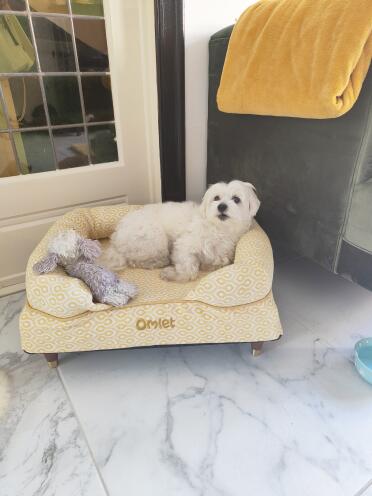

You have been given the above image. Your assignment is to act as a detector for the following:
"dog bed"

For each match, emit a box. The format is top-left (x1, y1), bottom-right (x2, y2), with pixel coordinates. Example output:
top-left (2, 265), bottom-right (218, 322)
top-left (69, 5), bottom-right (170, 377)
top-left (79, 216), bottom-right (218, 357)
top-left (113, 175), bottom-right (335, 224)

top-left (19, 204), bottom-right (283, 367)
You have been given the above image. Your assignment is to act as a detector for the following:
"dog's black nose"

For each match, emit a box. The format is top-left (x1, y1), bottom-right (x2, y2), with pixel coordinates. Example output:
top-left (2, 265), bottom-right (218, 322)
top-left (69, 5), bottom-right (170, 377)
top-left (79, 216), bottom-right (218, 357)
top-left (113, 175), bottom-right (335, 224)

top-left (217, 203), bottom-right (228, 213)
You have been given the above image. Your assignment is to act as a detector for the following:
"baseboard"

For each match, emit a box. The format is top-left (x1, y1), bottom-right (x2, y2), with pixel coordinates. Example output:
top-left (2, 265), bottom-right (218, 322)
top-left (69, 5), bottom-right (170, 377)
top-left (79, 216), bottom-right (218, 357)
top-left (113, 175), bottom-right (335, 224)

top-left (0, 282), bottom-right (25, 297)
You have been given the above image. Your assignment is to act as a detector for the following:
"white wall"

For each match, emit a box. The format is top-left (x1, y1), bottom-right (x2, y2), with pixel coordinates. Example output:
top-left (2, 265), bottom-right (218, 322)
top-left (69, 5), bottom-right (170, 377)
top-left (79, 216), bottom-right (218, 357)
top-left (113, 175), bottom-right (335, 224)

top-left (185, 0), bottom-right (255, 201)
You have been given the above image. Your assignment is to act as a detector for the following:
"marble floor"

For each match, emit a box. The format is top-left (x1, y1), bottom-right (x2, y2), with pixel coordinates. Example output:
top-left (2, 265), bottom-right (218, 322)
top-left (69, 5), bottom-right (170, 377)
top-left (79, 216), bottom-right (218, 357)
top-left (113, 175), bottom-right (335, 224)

top-left (1, 254), bottom-right (372, 496)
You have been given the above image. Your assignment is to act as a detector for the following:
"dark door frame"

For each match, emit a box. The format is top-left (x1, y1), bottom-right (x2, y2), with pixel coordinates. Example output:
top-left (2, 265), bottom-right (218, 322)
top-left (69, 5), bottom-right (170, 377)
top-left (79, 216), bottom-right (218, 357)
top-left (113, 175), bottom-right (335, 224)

top-left (154, 0), bottom-right (186, 201)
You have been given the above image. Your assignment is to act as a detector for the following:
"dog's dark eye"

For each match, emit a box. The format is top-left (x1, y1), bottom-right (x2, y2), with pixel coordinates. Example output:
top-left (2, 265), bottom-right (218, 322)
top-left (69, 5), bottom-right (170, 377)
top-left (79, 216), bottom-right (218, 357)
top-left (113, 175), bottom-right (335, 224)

top-left (232, 196), bottom-right (241, 204)
top-left (213, 195), bottom-right (220, 201)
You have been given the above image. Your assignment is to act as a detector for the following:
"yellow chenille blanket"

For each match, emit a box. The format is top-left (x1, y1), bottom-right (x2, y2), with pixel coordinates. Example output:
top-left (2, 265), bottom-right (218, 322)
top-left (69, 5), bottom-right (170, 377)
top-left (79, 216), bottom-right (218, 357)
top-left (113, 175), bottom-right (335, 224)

top-left (217, 0), bottom-right (372, 119)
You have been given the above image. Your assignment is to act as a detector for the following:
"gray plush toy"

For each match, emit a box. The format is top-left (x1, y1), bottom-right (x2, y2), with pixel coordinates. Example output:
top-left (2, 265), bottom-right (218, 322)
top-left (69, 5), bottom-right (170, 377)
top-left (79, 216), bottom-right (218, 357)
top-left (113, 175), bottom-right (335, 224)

top-left (33, 229), bottom-right (137, 306)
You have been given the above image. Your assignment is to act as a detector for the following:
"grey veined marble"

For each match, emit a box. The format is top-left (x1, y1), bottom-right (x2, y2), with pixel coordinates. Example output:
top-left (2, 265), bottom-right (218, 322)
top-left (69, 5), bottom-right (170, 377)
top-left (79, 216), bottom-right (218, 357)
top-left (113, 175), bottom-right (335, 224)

top-left (0, 293), bottom-right (105, 496)
top-left (1, 256), bottom-right (372, 496)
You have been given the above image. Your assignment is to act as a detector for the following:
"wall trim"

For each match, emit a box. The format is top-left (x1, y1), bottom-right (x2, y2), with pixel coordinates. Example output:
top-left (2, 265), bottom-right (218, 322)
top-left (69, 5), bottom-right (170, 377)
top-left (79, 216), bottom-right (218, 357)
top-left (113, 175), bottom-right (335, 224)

top-left (154, 0), bottom-right (186, 201)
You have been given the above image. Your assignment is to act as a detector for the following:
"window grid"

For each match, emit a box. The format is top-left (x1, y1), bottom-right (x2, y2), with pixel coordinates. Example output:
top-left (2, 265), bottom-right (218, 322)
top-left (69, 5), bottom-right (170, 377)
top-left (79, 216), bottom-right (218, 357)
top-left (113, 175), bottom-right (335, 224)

top-left (26, 0), bottom-right (59, 171)
top-left (0, 120), bottom-right (115, 134)
top-left (0, 71), bottom-right (110, 76)
top-left (0, 79), bottom-right (21, 174)
top-left (0, 0), bottom-right (116, 175)
top-left (0, 9), bottom-right (104, 20)
top-left (67, 0), bottom-right (91, 164)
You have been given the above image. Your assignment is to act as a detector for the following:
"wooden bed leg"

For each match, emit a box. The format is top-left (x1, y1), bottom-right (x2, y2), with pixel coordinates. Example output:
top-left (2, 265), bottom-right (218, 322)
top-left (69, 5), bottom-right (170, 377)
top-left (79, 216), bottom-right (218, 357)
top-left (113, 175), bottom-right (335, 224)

top-left (251, 342), bottom-right (263, 357)
top-left (44, 353), bottom-right (58, 368)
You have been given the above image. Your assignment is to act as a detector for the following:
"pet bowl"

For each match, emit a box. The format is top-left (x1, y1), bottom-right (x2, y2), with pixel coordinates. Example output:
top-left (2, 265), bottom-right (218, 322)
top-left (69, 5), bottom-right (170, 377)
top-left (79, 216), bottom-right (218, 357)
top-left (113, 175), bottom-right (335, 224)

top-left (354, 338), bottom-right (372, 385)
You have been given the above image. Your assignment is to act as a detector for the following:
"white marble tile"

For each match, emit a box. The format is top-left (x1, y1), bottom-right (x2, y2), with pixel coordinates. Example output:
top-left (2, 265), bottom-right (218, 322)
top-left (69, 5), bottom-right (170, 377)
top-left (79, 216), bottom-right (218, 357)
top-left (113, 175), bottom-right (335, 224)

top-left (0, 292), bottom-right (27, 356)
top-left (58, 304), bottom-right (372, 496)
top-left (273, 258), bottom-right (372, 357)
top-left (355, 479), bottom-right (372, 496)
top-left (3, 258), bottom-right (372, 496)
top-left (0, 293), bottom-right (106, 496)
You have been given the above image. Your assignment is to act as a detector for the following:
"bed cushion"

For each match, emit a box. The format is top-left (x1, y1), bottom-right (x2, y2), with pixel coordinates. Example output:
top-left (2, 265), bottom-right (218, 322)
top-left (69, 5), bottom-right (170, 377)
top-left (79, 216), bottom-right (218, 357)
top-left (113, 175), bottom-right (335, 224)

top-left (26, 204), bottom-right (274, 318)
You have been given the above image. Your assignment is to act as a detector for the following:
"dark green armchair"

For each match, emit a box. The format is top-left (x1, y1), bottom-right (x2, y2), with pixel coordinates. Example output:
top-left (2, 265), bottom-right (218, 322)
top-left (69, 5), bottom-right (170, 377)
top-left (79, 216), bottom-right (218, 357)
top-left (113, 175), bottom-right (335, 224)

top-left (208, 26), bottom-right (372, 291)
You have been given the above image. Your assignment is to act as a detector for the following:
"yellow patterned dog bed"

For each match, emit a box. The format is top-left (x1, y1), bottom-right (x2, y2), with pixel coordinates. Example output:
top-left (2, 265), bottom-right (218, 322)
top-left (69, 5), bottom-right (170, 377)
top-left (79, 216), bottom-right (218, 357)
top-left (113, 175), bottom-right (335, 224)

top-left (19, 204), bottom-right (283, 367)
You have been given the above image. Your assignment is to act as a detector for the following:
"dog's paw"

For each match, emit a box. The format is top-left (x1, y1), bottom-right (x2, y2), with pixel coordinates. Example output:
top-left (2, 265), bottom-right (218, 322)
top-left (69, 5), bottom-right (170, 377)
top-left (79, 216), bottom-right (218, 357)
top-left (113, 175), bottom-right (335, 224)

top-left (160, 266), bottom-right (177, 281)
top-left (160, 267), bottom-right (196, 282)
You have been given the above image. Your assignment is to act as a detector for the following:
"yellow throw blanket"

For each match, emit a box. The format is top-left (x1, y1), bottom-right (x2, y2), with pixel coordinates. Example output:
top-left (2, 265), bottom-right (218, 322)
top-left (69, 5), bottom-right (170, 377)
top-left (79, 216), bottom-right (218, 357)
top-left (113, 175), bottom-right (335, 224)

top-left (217, 0), bottom-right (372, 119)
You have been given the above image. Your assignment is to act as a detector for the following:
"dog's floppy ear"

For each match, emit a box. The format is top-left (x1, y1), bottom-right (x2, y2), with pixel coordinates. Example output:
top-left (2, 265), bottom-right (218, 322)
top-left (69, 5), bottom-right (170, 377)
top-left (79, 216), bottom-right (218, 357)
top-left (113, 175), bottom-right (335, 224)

top-left (200, 188), bottom-right (211, 218)
top-left (79, 238), bottom-right (102, 262)
top-left (245, 182), bottom-right (260, 217)
top-left (33, 253), bottom-right (59, 274)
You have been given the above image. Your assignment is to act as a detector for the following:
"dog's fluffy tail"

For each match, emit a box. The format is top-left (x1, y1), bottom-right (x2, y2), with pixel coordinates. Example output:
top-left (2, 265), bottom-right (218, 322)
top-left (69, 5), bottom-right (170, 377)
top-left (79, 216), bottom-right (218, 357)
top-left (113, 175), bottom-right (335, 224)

top-left (99, 244), bottom-right (127, 271)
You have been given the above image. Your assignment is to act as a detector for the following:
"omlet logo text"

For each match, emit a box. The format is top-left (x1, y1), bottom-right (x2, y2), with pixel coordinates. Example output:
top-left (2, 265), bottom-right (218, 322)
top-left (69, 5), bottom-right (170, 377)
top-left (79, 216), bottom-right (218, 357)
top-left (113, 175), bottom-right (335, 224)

top-left (136, 318), bottom-right (176, 331)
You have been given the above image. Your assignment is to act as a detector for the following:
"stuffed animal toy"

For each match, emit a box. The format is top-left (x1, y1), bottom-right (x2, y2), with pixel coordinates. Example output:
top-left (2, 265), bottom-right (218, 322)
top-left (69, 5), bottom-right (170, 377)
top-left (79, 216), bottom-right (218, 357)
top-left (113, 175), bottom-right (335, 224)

top-left (33, 230), bottom-right (137, 306)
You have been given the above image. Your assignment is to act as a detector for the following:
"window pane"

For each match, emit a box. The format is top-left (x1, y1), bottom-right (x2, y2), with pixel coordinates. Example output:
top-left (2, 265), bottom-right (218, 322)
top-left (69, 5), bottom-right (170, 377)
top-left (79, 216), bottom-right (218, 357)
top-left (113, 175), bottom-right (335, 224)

top-left (53, 126), bottom-right (89, 169)
top-left (0, 99), bottom-right (7, 129)
top-left (43, 76), bottom-right (83, 125)
top-left (0, 1), bottom-right (117, 178)
top-left (82, 75), bottom-right (113, 122)
top-left (1, 76), bottom-right (47, 128)
top-left (0, 0), bottom-right (25, 11)
top-left (0, 15), bottom-right (36, 73)
top-left (88, 124), bottom-right (117, 164)
top-left (0, 132), bottom-right (19, 177)
top-left (74, 18), bottom-right (108, 72)
top-left (29, 0), bottom-right (68, 14)
top-left (14, 130), bottom-right (55, 173)
top-left (71, 0), bottom-right (103, 17)
top-left (33, 16), bottom-right (75, 72)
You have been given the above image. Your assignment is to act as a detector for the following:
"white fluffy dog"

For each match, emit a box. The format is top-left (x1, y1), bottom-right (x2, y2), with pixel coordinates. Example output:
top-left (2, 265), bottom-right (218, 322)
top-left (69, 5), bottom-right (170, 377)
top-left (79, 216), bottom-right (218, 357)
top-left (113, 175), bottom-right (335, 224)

top-left (102, 181), bottom-right (260, 282)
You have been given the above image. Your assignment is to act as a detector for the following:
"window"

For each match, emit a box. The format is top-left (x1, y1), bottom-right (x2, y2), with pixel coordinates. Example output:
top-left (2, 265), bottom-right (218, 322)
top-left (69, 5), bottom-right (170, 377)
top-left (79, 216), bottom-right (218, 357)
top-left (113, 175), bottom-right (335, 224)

top-left (0, 0), bottom-right (118, 178)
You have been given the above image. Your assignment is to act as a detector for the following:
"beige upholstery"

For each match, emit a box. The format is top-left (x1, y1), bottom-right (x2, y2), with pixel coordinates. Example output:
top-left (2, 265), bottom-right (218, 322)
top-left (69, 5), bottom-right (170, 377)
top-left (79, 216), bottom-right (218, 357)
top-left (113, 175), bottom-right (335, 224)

top-left (20, 204), bottom-right (283, 354)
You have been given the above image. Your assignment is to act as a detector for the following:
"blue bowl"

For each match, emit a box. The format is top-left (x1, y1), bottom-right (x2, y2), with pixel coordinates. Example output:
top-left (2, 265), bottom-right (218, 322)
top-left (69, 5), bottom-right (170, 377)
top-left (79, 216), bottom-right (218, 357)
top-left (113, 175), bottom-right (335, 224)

top-left (354, 338), bottom-right (372, 385)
